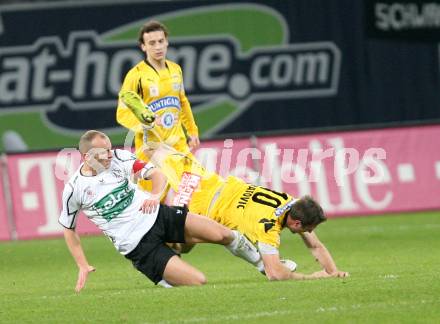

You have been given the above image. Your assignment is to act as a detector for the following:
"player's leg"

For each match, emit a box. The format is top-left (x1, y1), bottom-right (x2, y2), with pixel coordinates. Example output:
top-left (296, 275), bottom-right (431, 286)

top-left (125, 206), bottom-right (204, 287)
top-left (160, 204), bottom-right (261, 269)
top-left (119, 90), bottom-right (155, 124)
top-left (167, 242), bottom-right (195, 254)
top-left (184, 212), bottom-right (231, 244)
top-left (126, 237), bottom-right (206, 287)
top-left (150, 205), bottom-right (206, 286)
top-left (184, 212), bottom-right (261, 265)
top-left (162, 255), bottom-right (206, 286)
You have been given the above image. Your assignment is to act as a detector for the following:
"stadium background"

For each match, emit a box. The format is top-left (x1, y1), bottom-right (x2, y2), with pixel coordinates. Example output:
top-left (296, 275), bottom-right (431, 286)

top-left (1, 1), bottom-right (440, 322)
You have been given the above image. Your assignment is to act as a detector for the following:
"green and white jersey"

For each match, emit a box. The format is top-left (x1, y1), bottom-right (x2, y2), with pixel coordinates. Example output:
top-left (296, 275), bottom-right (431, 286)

top-left (59, 149), bottom-right (157, 255)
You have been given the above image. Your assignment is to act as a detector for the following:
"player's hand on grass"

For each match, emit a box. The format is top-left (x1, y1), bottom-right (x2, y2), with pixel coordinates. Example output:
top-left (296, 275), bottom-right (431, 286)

top-left (330, 270), bottom-right (349, 278)
top-left (140, 198), bottom-right (160, 214)
top-left (311, 270), bottom-right (332, 279)
top-left (75, 265), bottom-right (95, 293)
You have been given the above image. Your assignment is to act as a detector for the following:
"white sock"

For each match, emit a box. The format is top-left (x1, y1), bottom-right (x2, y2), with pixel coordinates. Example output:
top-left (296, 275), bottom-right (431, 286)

top-left (157, 279), bottom-right (173, 288)
top-left (256, 260), bottom-right (265, 274)
top-left (225, 230), bottom-right (261, 265)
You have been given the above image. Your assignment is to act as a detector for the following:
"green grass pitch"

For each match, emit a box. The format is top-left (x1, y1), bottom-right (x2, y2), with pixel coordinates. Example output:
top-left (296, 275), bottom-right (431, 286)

top-left (1, 212), bottom-right (439, 323)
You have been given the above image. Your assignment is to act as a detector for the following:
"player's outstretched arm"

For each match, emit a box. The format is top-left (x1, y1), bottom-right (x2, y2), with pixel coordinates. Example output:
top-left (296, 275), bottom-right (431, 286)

top-left (63, 228), bottom-right (96, 293)
top-left (261, 253), bottom-right (332, 280)
top-left (300, 231), bottom-right (349, 277)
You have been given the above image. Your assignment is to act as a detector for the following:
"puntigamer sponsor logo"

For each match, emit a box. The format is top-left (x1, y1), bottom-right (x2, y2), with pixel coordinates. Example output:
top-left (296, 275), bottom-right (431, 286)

top-left (149, 96), bottom-right (181, 112)
top-left (0, 3), bottom-right (341, 136)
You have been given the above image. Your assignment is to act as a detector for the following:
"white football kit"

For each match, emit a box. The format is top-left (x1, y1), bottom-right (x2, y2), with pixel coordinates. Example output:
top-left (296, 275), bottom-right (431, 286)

top-left (59, 149), bottom-right (157, 255)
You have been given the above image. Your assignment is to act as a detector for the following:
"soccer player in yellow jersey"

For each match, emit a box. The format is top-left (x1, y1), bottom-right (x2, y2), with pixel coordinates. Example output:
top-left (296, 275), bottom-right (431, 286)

top-left (116, 20), bottom-right (199, 191)
top-left (147, 144), bottom-right (349, 281)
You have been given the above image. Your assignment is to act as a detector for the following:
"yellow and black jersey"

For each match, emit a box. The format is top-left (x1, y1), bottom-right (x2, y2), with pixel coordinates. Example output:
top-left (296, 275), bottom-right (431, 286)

top-left (116, 59), bottom-right (198, 163)
top-left (152, 145), bottom-right (294, 248)
top-left (149, 145), bottom-right (225, 216)
top-left (209, 176), bottom-right (294, 248)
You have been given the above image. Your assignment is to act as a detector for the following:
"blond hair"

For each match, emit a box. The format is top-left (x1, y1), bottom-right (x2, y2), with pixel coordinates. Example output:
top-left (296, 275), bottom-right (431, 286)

top-left (78, 130), bottom-right (109, 154)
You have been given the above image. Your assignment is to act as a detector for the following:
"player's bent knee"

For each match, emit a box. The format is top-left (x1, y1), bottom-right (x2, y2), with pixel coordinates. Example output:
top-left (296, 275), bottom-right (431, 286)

top-left (193, 272), bottom-right (207, 286)
top-left (185, 271), bottom-right (206, 286)
top-left (214, 225), bottom-right (234, 244)
top-left (220, 228), bottom-right (234, 244)
top-left (211, 228), bottom-right (233, 245)
top-left (163, 256), bottom-right (207, 286)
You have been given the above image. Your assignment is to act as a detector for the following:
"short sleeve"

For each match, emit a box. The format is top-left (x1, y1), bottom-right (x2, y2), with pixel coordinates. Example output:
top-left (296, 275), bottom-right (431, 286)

top-left (141, 162), bottom-right (156, 179)
top-left (254, 221), bottom-right (282, 249)
top-left (257, 242), bottom-right (279, 255)
top-left (113, 149), bottom-right (137, 176)
top-left (59, 183), bottom-right (80, 229)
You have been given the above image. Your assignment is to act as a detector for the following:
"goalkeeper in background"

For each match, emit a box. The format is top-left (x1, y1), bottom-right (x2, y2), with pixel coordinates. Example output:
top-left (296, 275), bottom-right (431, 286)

top-left (116, 20), bottom-right (200, 192)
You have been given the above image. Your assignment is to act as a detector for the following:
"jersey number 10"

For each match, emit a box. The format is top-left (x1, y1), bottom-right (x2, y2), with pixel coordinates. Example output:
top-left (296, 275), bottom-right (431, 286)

top-left (252, 187), bottom-right (289, 209)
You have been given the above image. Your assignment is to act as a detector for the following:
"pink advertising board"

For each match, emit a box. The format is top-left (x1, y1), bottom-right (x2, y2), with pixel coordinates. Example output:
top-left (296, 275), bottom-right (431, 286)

top-left (0, 162), bottom-right (11, 240)
top-left (3, 124), bottom-right (440, 239)
top-left (6, 151), bottom-right (100, 240)
top-left (194, 125), bottom-right (440, 217)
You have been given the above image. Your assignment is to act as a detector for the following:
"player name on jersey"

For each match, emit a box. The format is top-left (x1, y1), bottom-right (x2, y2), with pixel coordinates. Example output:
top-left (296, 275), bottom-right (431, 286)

top-left (236, 185), bottom-right (257, 209)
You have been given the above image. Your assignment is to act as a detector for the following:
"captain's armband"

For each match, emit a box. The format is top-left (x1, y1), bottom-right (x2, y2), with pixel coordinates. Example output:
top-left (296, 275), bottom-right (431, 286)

top-left (132, 160), bottom-right (155, 180)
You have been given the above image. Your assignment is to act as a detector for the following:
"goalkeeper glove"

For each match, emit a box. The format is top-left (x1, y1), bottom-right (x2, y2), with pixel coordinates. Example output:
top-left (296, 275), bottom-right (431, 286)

top-left (119, 90), bottom-right (156, 124)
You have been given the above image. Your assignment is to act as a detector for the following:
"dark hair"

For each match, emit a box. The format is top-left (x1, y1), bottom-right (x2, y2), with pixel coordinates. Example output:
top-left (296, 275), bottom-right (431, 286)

top-left (138, 20), bottom-right (169, 45)
top-left (289, 195), bottom-right (326, 227)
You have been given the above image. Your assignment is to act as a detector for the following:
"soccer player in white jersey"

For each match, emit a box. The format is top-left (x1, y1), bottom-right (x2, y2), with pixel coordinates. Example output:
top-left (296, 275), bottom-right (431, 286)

top-left (59, 130), bottom-right (265, 292)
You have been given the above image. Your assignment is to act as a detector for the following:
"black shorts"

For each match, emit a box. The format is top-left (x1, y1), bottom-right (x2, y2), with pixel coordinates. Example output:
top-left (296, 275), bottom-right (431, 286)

top-left (125, 204), bottom-right (188, 284)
